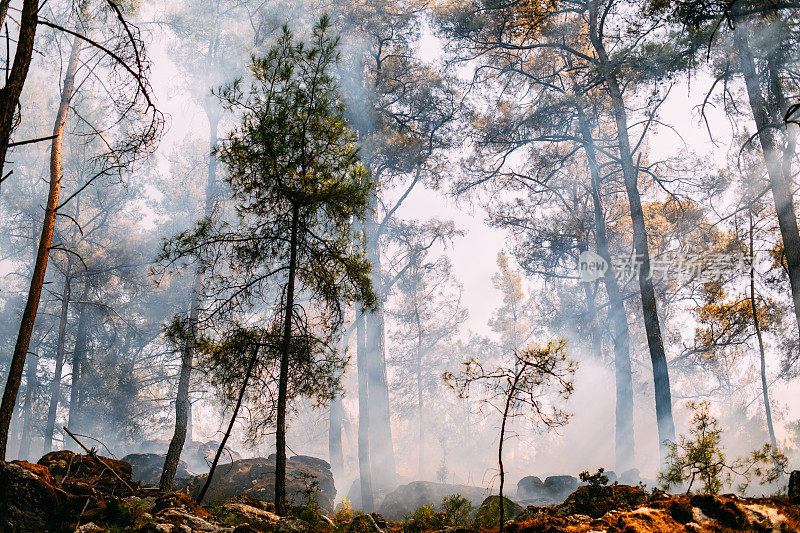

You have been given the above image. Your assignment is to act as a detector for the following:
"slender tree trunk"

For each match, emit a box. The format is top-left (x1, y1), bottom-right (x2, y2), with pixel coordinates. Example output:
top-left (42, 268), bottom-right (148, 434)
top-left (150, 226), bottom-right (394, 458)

top-left (735, 24), bottom-right (800, 341)
top-left (160, 109), bottom-right (219, 490)
top-left (275, 203), bottom-right (300, 515)
top-left (44, 270), bottom-right (72, 452)
top-left (67, 279), bottom-right (90, 438)
top-left (0, 0), bottom-right (38, 180)
top-left (356, 311), bottom-right (374, 511)
top-left (414, 308), bottom-right (424, 479)
top-left (576, 106), bottom-right (636, 472)
top-left (749, 212), bottom-right (779, 471)
top-left (197, 344), bottom-right (260, 503)
top-left (588, 8), bottom-right (674, 460)
top-left (17, 354), bottom-right (38, 459)
top-left (0, 34), bottom-right (82, 459)
top-left (497, 373), bottom-right (520, 533)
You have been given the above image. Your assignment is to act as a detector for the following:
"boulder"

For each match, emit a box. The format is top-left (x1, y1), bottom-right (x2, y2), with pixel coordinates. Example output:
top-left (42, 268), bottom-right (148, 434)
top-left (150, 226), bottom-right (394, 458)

top-left (38, 450), bottom-right (136, 495)
top-left (198, 440), bottom-right (243, 466)
top-left (474, 495), bottom-right (523, 528)
top-left (122, 453), bottom-right (193, 486)
top-left (543, 475), bottom-right (578, 501)
top-left (187, 456), bottom-right (336, 511)
top-left (516, 475), bottom-right (544, 500)
top-left (0, 460), bottom-right (65, 532)
top-left (377, 481), bottom-right (492, 521)
top-left (789, 470), bottom-right (800, 502)
top-left (557, 483), bottom-right (649, 518)
top-left (619, 468), bottom-right (641, 485)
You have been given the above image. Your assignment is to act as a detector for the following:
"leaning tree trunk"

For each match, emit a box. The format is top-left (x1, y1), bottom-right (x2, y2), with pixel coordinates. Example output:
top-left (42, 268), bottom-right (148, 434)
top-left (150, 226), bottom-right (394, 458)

top-left (275, 202), bottom-right (300, 515)
top-left (0, 0), bottom-right (38, 181)
top-left (44, 270), bottom-right (72, 452)
top-left (0, 34), bottom-right (81, 459)
top-left (588, 5), bottom-right (674, 460)
top-left (414, 307), bottom-right (425, 479)
top-left (577, 106), bottom-right (636, 472)
top-left (356, 310), bottom-right (375, 511)
top-left (735, 23), bottom-right (800, 342)
top-left (160, 108), bottom-right (220, 490)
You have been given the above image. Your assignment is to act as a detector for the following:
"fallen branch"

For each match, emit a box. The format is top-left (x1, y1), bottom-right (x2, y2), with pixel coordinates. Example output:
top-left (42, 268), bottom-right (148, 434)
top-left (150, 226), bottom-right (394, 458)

top-left (62, 426), bottom-right (135, 493)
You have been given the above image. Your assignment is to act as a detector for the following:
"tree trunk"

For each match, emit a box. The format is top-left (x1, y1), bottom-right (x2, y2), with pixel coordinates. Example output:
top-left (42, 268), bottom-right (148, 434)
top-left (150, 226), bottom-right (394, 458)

top-left (576, 106), bottom-right (636, 472)
top-left (365, 220), bottom-right (397, 485)
top-left (735, 23), bottom-right (800, 341)
top-left (44, 270), bottom-right (72, 452)
top-left (0, 0), bottom-right (38, 180)
top-left (356, 311), bottom-right (374, 511)
top-left (17, 354), bottom-right (38, 459)
top-left (197, 344), bottom-right (260, 503)
top-left (588, 7), bottom-right (674, 460)
top-left (414, 308), bottom-right (424, 479)
top-left (160, 109), bottom-right (220, 491)
top-left (328, 396), bottom-right (344, 475)
top-left (0, 33), bottom-right (81, 459)
top-left (67, 279), bottom-right (90, 439)
top-left (275, 202), bottom-right (300, 515)
top-left (749, 212), bottom-right (780, 471)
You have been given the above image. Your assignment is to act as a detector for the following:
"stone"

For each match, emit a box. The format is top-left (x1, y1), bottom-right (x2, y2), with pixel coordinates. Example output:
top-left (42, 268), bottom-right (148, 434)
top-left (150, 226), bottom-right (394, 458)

top-left (543, 475), bottom-right (578, 501)
top-left (516, 475), bottom-right (544, 500)
top-left (474, 495), bottom-right (523, 528)
top-left (0, 460), bottom-right (65, 532)
top-left (377, 481), bottom-right (492, 521)
top-left (123, 453), bottom-right (194, 486)
top-left (347, 513), bottom-right (385, 532)
top-left (187, 456), bottom-right (336, 511)
top-left (788, 470), bottom-right (800, 502)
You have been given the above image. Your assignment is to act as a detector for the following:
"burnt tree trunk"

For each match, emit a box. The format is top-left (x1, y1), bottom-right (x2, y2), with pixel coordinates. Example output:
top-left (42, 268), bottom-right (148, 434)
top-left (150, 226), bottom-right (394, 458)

top-left (275, 202), bottom-right (300, 515)
top-left (0, 33), bottom-right (81, 459)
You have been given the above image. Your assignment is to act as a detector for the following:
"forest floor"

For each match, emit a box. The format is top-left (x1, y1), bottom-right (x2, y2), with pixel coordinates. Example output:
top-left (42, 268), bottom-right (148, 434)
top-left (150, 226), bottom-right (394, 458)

top-left (1, 451), bottom-right (799, 533)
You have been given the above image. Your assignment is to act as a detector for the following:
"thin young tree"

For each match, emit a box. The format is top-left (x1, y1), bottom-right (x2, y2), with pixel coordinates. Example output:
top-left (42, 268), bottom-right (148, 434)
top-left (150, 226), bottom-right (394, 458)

top-left (159, 16), bottom-right (375, 512)
top-left (445, 340), bottom-right (575, 531)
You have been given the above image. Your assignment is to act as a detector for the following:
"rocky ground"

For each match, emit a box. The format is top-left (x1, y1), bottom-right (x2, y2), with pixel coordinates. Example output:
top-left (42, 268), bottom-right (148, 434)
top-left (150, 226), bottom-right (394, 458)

top-left (1, 451), bottom-right (799, 532)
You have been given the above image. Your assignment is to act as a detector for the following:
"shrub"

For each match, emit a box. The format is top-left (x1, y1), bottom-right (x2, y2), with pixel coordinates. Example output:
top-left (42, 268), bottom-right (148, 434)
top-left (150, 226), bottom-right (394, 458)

top-left (441, 493), bottom-right (473, 526)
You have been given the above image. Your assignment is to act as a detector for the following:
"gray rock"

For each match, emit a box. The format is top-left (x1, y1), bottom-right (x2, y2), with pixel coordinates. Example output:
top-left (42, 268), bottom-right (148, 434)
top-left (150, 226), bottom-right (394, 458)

top-left (122, 453), bottom-right (193, 486)
top-left (543, 475), bottom-right (578, 501)
top-left (516, 475), bottom-right (544, 499)
top-left (377, 481), bottom-right (492, 521)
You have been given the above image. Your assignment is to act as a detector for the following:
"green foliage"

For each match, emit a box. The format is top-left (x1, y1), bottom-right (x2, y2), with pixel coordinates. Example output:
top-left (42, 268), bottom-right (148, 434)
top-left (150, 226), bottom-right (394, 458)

top-left (659, 401), bottom-right (728, 494)
top-left (659, 402), bottom-right (788, 494)
top-left (440, 494), bottom-right (473, 526)
top-left (580, 468), bottom-right (610, 487)
top-left (403, 504), bottom-right (445, 532)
